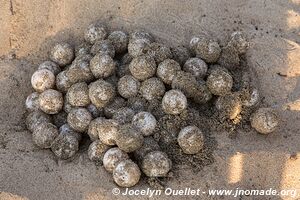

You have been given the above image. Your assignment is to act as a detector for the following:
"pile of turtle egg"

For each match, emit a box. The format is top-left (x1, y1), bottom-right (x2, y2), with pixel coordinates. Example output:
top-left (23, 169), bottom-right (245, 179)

top-left (25, 21), bottom-right (279, 188)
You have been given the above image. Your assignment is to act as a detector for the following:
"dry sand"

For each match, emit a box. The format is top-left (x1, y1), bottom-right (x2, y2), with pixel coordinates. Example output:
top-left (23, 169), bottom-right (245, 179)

top-left (0, 0), bottom-right (300, 199)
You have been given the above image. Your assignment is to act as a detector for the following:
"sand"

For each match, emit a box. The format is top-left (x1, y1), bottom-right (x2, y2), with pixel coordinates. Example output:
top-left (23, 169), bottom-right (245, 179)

top-left (0, 0), bottom-right (300, 200)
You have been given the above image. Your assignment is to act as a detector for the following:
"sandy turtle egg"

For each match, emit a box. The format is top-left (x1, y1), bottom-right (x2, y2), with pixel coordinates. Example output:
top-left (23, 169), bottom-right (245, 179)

top-left (91, 39), bottom-right (115, 58)
top-left (25, 92), bottom-right (40, 112)
top-left (113, 159), bottom-right (141, 187)
top-left (218, 44), bottom-right (240, 69)
top-left (26, 110), bottom-right (52, 132)
top-left (215, 93), bottom-right (242, 120)
top-left (207, 65), bottom-right (229, 76)
top-left (171, 71), bottom-right (198, 98)
top-left (56, 70), bottom-right (73, 93)
top-left (241, 88), bottom-right (260, 107)
top-left (128, 39), bottom-right (151, 57)
top-left (87, 104), bottom-right (102, 118)
top-left (228, 31), bottom-right (249, 54)
top-left (129, 55), bottom-right (156, 81)
top-left (171, 46), bottom-right (191, 66)
top-left (66, 55), bottom-right (94, 83)
top-left (103, 96), bottom-right (126, 118)
top-left (67, 64), bottom-right (92, 86)
top-left (38, 61), bottom-right (61, 75)
top-left (87, 117), bottom-right (103, 141)
top-left (50, 42), bottom-right (74, 66)
top-left (75, 43), bottom-right (91, 56)
top-left (189, 36), bottom-right (201, 55)
top-left (177, 126), bottom-right (204, 154)
top-left (141, 151), bottom-right (172, 177)
top-left (132, 112), bottom-right (157, 136)
top-left (88, 139), bottom-right (110, 162)
top-left (183, 57), bottom-right (208, 78)
top-left (117, 75), bottom-right (140, 99)
top-left (148, 42), bottom-right (172, 63)
top-left (89, 79), bottom-right (115, 108)
top-left (31, 69), bottom-right (55, 92)
top-left (39, 89), bottom-right (63, 114)
top-left (133, 136), bottom-right (160, 162)
top-left (157, 59), bottom-right (181, 85)
top-left (207, 70), bottom-right (233, 96)
top-left (59, 123), bottom-right (82, 141)
top-left (112, 107), bottom-right (135, 124)
top-left (171, 71), bottom-right (212, 104)
top-left (193, 82), bottom-right (213, 104)
top-left (51, 131), bottom-right (79, 159)
top-left (96, 119), bottom-right (120, 146)
top-left (67, 107), bottom-right (92, 132)
top-left (52, 111), bottom-right (68, 128)
top-left (67, 82), bottom-right (90, 107)
top-left (72, 53), bottom-right (93, 63)
top-left (108, 31), bottom-right (129, 54)
top-left (32, 123), bottom-right (58, 149)
top-left (103, 147), bottom-right (129, 173)
top-left (250, 108), bottom-right (279, 134)
top-left (140, 77), bottom-right (165, 101)
top-left (193, 38), bottom-right (221, 63)
top-left (180, 76), bottom-right (212, 104)
top-left (130, 31), bottom-right (154, 42)
top-left (84, 22), bottom-right (107, 44)
top-left (162, 89), bottom-right (187, 115)
top-left (116, 124), bottom-right (144, 153)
